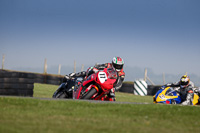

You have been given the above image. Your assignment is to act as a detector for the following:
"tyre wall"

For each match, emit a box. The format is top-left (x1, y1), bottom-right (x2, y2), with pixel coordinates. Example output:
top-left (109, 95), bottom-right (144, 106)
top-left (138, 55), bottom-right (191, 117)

top-left (147, 85), bottom-right (161, 96)
top-left (119, 83), bottom-right (161, 96)
top-left (32, 73), bottom-right (63, 85)
top-left (118, 83), bottom-right (134, 93)
top-left (0, 70), bottom-right (34, 96)
top-left (0, 69), bottom-right (63, 85)
top-left (0, 69), bottom-right (64, 96)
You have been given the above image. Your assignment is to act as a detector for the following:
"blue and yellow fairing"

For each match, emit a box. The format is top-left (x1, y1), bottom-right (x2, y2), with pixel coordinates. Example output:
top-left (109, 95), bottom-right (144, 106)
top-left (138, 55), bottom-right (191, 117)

top-left (153, 87), bottom-right (182, 104)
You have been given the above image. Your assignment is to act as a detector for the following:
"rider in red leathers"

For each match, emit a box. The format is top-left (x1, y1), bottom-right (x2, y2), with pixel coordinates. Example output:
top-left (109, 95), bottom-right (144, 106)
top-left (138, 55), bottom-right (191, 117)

top-left (66, 57), bottom-right (125, 101)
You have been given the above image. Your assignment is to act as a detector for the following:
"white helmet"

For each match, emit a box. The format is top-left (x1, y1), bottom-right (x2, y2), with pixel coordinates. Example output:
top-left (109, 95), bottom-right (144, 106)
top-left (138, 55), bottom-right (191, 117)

top-left (112, 57), bottom-right (124, 71)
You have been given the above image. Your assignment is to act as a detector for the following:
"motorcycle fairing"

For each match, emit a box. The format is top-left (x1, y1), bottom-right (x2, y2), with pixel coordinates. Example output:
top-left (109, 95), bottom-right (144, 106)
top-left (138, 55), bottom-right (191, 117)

top-left (154, 87), bottom-right (182, 104)
top-left (192, 94), bottom-right (199, 105)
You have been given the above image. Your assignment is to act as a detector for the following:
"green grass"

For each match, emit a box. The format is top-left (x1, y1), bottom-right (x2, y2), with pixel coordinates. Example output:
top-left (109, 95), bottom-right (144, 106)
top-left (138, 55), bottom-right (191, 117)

top-left (33, 83), bottom-right (59, 98)
top-left (1, 83), bottom-right (200, 133)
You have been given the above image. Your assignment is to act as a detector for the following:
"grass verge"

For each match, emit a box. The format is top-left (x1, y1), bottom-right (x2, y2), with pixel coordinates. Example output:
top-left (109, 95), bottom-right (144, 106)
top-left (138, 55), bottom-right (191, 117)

top-left (0, 83), bottom-right (199, 133)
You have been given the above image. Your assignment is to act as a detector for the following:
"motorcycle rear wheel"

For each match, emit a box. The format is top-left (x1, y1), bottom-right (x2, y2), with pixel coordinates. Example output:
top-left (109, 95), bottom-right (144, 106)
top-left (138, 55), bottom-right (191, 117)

top-left (81, 87), bottom-right (97, 99)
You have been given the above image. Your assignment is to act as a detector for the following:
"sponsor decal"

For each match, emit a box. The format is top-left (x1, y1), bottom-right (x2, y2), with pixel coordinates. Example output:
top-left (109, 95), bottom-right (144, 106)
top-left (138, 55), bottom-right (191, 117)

top-left (188, 90), bottom-right (193, 93)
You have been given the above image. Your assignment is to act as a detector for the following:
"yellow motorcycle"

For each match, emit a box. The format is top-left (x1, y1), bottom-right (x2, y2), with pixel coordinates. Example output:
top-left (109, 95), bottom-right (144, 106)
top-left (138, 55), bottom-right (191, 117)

top-left (153, 86), bottom-right (200, 105)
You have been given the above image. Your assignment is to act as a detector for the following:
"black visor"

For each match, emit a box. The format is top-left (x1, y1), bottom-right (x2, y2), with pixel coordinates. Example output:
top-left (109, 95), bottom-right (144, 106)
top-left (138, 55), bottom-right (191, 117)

top-left (180, 81), bottom-right (189, 86)
top-left (113, 63), bottom-right (123, 70)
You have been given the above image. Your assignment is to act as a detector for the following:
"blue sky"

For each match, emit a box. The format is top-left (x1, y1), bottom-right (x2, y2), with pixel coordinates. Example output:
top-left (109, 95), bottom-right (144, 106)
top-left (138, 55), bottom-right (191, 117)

top-left (0, 0), bottom-right (200, 84)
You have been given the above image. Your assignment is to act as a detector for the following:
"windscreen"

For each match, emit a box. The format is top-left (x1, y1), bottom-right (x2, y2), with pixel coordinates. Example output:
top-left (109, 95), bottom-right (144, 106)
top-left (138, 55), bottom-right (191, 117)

top-left (107, 68), bottom-right (118, 79)
top-left (165, 87), bottom-right (176, 96)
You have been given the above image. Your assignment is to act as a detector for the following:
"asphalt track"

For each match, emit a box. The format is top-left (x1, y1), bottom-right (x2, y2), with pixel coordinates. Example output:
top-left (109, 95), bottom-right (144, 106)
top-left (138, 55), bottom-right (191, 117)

top-left (0, 95), bottom-right (151, 105)
top-left (1, 95), bottom-right (199, 107)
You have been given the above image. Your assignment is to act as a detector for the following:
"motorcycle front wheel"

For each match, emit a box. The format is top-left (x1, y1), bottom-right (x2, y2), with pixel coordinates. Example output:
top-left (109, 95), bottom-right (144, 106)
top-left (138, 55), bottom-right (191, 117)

top-left (55, 91), bottom-right (67, 98)
top-left (81, 87), bottom-right (97, 99)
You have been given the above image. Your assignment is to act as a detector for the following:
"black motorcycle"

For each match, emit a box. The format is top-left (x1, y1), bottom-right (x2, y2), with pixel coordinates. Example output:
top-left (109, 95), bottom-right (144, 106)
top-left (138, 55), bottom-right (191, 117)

top-left (52, 76), bottom-right (83, 98)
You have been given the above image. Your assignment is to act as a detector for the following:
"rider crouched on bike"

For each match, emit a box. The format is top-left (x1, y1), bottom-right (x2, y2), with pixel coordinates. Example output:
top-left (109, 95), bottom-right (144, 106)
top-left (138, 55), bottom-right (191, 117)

top-left (164, 75), bottom-right (195, 105)
top-left (65, 56), bottom-right (125, 101)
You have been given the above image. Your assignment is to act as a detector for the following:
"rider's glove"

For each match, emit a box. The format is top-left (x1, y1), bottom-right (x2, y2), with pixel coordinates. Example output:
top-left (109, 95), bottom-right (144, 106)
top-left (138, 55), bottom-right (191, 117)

top-left (194, 88), bottom-right (200, 93)
top-left (69, 73), bottom-right (76, 78)
top-left (160, 86), bottom-right (165, 89)
top-left (166, 83), bottom-right (172, 87)
top-left (93, 68), bottom-right (99, 73)
top-left (174, 87), bottom-right (180, 91)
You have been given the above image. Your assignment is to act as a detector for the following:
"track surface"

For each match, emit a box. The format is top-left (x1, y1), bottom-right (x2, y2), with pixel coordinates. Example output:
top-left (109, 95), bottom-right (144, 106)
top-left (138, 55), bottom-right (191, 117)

top-left (0, 95), bottom-right (152, 105)
top-left (2, 95), bottom-right (199, 107)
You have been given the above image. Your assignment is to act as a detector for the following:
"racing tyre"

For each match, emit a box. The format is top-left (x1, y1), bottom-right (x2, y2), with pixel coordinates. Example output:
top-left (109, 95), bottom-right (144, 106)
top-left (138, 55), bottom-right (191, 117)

top-left (55, 91), bottom-right (67, 98)
top-left (81, 87), bottom-right (97, 99)
top-left (171, 99), bottom-right (177, 104)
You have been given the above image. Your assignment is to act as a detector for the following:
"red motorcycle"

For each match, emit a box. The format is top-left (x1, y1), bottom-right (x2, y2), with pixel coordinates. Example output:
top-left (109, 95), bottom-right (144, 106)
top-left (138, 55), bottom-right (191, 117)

top-left (73, 67), bottom-right (118, 101)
